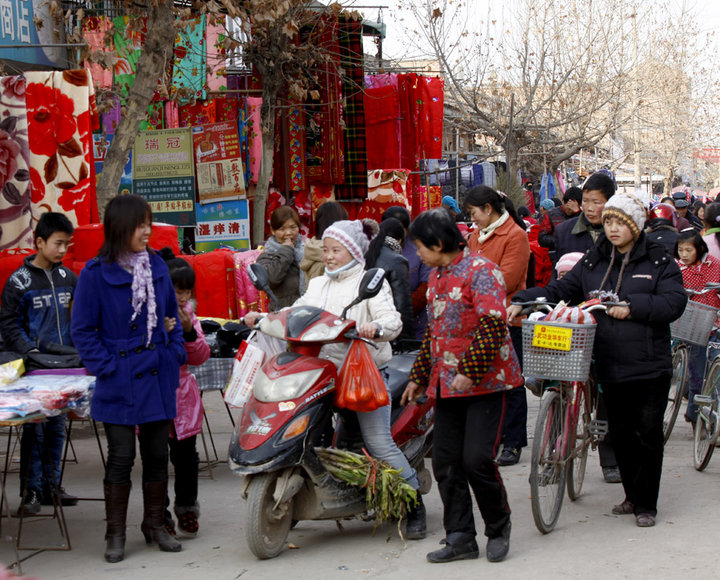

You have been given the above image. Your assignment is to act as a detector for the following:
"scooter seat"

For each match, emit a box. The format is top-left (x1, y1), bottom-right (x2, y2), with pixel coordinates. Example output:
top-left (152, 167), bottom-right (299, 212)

top-left (380, 352), bottom-right (416, 408)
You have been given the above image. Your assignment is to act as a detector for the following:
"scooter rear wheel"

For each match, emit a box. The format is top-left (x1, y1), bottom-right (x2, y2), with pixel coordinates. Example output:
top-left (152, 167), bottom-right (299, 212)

top-left (246, 473), bottom-right (294, 559)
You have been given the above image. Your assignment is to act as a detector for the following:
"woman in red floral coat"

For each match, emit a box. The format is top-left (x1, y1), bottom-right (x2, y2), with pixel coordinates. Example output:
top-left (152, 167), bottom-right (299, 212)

top-left (401, 209), bottom-right (524, 565)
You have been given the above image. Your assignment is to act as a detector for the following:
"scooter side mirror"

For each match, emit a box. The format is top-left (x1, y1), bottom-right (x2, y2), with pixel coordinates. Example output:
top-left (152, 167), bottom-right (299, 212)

top-left (340, 268), bottom-right (386, 320)
top-left (247, 263), bottom-right (280, 312)
top-left (358, 268), bottom-right (386, 301)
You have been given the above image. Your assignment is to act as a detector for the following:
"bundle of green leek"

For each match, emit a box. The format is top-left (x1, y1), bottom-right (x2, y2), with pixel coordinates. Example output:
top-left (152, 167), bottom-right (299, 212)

top-left (315, 447), bottom-right (417, 537)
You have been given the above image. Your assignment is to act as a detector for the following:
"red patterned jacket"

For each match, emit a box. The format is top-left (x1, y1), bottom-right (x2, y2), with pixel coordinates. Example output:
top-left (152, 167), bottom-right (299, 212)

top-left (408, 248), bottom-right (524, 398)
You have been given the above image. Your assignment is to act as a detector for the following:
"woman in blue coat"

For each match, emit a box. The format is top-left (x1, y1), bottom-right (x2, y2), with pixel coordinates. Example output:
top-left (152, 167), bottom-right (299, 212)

top-left (71, 195), bottom-right (187, 563)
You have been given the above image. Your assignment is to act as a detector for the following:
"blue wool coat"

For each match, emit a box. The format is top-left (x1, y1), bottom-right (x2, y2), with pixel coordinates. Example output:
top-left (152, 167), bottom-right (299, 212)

top-left (70, 252), bottom-right (187, 425)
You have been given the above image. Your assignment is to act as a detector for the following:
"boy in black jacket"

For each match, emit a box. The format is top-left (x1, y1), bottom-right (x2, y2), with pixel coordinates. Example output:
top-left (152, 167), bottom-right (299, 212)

top-left (0, 212), bottom-right (79, 515)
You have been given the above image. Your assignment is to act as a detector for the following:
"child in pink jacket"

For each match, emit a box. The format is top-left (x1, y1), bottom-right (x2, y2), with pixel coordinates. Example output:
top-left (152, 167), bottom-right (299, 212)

top-left (162, 251), bottom-right (210, 537)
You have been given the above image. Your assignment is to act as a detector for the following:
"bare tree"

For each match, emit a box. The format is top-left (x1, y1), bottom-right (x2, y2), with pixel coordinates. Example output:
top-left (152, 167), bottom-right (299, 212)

top-left (626, 4), bottom-right (720, 195)
top-left (85, 0), bottom-right (177, 215)
top-left (402, 0), bottom-right (671, 178)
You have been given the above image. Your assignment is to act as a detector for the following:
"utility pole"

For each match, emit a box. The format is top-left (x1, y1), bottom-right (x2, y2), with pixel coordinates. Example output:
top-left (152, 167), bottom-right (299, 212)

top-left (632, 6), bottom-right (642, 191)
top-left (507, 93), bottom-right (515, 193)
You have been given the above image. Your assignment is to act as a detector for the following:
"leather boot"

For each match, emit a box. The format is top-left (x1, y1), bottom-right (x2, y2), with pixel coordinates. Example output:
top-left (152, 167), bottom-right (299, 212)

top-left (104, 481), bottom-right (131, 563)
top-left (427, 531), bottom-right (479, 563)
top-left (140, 481), bottom-right (182, 552)
top-left (405, 495), bottom-right (427, 540)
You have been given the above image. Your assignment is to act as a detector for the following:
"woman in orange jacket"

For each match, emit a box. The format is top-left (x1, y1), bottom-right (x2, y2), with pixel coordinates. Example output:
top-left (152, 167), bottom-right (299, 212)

top-left (465, 186), bottom-right (531, 466)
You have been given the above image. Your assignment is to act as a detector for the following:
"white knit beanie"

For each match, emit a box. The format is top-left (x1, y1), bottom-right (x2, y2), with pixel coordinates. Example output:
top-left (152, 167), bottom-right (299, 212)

top-left (602, 193), bottom-right (647, 239)
top-left (322, 220), bottom-right (370, 265)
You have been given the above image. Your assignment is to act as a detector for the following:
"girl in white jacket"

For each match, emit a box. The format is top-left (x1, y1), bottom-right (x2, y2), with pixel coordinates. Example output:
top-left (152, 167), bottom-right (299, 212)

top-left (246, 219), bottom-right (426, 538)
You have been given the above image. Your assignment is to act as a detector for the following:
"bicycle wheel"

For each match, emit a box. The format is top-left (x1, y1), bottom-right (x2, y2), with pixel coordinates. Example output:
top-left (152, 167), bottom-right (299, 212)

top-left (530, 389), bottom-right (567, 534)
top-left (567, 383), bottom-right (590, 501)
top-left (664, 344), bottom-right (688, 443)
top-left (693, 359), bottom-right (720, 471)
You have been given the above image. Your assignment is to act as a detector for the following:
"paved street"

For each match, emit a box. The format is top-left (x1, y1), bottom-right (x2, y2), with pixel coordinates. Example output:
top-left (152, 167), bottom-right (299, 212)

top-left (2, 391), bottom-right (718, 579)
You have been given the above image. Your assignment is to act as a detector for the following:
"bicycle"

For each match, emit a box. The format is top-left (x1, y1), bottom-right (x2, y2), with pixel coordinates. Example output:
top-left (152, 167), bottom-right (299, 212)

top-left (679, 286), bottom-right (720, 470)
top-left (515, 299), bottom-right (609, 534)
top-left (664, 284), bottom-right (720, 443)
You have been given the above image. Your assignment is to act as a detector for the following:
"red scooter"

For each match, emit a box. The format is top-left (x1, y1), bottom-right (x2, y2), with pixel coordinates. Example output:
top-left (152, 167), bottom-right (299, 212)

top-left (228, 265), bottom-right (434, 559)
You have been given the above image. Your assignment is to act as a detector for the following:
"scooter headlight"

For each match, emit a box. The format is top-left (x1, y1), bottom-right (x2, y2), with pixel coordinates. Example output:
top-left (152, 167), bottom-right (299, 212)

top-left (254, 367), bottom-right (324, 402)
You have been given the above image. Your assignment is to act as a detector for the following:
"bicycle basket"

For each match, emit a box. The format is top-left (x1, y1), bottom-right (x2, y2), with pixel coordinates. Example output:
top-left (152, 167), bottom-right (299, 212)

top-left (521, 319), bottom-right (596, 382)
top-left (670, 300), bottom-right (717, 346)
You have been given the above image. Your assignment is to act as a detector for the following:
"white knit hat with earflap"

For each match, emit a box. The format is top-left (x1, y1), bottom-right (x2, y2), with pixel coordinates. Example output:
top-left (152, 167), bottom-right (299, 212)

top-left (602, 193), bottom-right (647, 239)
top-left (322, 220), bottom-right (371, 265)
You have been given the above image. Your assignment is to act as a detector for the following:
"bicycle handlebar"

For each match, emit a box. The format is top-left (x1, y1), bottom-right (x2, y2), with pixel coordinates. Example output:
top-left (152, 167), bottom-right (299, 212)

top-left (686, 283), bottom-right (720, 296)
top-left (510, 299), bottom-right (628, 317)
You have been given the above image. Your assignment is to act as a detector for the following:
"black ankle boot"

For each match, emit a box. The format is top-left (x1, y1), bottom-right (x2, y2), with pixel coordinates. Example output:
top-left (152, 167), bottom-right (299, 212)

top-left (405, 494), bottom-right (427, 540)
top-left (427, 532), bottom-right (479, 563)
top-left (486, 519), bottom-right (511, 562)
top-left (140, 481), bottom-right (181, 553)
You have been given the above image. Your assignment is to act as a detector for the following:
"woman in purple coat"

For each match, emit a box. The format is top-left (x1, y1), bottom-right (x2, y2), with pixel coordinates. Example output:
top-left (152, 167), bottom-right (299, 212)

top-left (71, 195), bottom-right (187, 563)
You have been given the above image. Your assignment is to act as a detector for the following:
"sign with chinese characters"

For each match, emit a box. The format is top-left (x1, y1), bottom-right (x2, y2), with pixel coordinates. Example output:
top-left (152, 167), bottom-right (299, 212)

top-left (195, 200), bottom-right (250, 251)
top-left (694, 148), bottom-right (720, 162)
top-left (531, 324), bottom-right (573, 351)
top-left (93, 134), bottom-right (132, 195)
top-left (0, 1), bottom-right (67, 68)
top-left (192, 121), bottom-right (246, 204)
top-left (133, 128), bottom-right (196, 226)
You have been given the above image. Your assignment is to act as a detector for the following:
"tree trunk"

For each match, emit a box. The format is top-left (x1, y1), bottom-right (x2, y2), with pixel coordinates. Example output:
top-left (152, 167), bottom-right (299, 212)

top-left (252, 87), bottom-right (278, 247)
top-left (663, 170), bottom-right (673, 197)
top-left (503, 135), bottom-right (522, 197)
top-left (96, 0), bottom-right (176, 217)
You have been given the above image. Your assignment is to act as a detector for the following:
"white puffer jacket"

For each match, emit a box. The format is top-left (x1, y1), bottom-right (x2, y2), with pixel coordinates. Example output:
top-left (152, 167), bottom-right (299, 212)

top-left (293, 262), bottom-right (401, 368)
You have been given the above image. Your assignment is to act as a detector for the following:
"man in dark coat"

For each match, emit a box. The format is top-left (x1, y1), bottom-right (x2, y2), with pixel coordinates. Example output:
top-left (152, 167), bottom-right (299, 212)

top-left (538, 186), bottom-right (583, 262)
top-left (534, 171), bottom-right (622, 482)
top-left (554, 174), bottom-right (616, 259)
top-left (672, 191), bottom-right (703, 231)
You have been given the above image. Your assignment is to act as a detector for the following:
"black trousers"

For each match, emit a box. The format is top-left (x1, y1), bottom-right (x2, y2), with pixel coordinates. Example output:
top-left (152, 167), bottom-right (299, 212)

top-left (433, 390), bottom-right (511, 539)
top-left (503, 326), bottom-right (528, 449)
top-left (601, 375), bottom-right (671, 516)
top-left (595, 392), bottom-right (617, 468)
top-left (103, 421), bottom-right (171, 485)
top-left (168, 434), bottom-right (199, 507)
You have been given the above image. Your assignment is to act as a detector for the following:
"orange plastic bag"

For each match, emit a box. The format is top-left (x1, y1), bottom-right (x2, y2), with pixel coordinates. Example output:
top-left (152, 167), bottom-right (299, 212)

top-left (334, 340), bottom-right (389, 412)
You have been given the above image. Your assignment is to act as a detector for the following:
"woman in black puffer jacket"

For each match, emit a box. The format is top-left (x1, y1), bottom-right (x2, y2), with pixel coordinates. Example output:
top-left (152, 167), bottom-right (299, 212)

top-left (509, 193), bottom-right (686, 529)
top-left (365, 217), bottom-right (414, 339)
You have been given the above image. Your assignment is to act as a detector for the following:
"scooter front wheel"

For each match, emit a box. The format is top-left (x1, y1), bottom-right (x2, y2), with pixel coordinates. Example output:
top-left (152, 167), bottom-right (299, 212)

top-left (245, 473), bottom-right (294, 559)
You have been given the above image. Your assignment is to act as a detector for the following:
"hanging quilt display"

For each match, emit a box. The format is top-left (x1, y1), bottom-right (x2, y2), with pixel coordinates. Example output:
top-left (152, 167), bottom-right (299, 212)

top-left (205, 15), bottom-right (227, 93)
top-left (363, 85), bottom-right (400, 170)
top-left (112, 16), bottom-right (144, 98)
top-left (335, 16), bottom-right (367, 201)
top-left (245, 97), bottom-right (262, 184)
top-left (170, 15), bottom-right (207, 104)
top-left (418, 76), bottom-right (444, 160)
top-left (304, 16), bottom-right (344, 185)
top-left (272, 106), bottom-right (306, 194)
top-left (25, 70), bottom-right (99, 228)
top-left (82, 16), bottom-right (114, 89)
top-left (0, 76), bottom-right (33, 250)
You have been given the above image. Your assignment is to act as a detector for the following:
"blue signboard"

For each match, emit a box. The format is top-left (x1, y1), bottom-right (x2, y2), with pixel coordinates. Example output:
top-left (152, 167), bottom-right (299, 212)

top-left (0, 1), bottom-right (68, 68)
